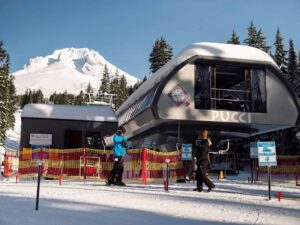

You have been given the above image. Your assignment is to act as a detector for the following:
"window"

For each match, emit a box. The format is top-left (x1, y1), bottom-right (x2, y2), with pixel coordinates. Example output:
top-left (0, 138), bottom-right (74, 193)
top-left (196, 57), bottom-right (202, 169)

top-left (195, 63), bottom-right (266, 113)
top-left (195, 64), bottom-right (211, 109)
top-left (85, 132), bottom-right (103, 149)
top-left (250, 69), bottom-right (267, 112)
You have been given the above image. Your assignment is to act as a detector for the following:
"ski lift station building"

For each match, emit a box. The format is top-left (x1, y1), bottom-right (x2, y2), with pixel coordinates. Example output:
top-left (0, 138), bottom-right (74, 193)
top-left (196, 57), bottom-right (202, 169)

top-left (116, 42), bottom-right (300, 151)
top-left (20, 104), bottom-right (118, 150)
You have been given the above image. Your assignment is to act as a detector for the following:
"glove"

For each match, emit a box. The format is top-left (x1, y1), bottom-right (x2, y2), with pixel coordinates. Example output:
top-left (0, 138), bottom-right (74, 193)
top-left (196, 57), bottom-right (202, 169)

top-left (122, 140), bottom-right (128, 148)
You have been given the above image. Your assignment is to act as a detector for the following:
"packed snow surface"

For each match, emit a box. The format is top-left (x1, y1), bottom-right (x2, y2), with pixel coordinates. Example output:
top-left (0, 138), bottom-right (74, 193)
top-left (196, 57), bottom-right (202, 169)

top-left (0, 174), bottom-right (299, 225)
top-left (13, 48), bottom-right (140, 97)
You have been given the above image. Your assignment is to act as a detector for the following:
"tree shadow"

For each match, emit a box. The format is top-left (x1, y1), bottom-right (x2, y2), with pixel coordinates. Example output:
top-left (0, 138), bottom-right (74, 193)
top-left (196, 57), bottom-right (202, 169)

top-left (0, 194), bottom-right (250, 225)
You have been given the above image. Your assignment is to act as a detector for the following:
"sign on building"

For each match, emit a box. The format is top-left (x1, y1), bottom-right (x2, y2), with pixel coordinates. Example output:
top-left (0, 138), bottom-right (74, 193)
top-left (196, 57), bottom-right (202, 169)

top-left (30, 133), bottom-right (52, 146)
top-left (258, 141), bottom-right (277, 166)
top-left (250, 142), bottom-right (258, 158)
top-left (181, 144), bottom-right (192, 160)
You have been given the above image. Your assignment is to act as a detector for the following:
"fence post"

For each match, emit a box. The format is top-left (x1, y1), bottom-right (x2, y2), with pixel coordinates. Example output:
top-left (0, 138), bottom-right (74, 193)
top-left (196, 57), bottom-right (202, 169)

top-left (165, 159), bottom-right (171, 191)
top-left (59, 174), bottom-right (62, 186)
top-left (39, 148), bottom-right (43, 176)
top-left (84, 148), bottom-right (87, 183)
top-left (142, 148), bottom-right (147, 185)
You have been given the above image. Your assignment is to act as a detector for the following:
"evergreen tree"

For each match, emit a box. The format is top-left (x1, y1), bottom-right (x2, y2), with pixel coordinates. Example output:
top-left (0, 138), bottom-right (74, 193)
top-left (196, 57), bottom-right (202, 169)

top-left (127, 85), bottom-right (134, 96)
top-left (7, 76), bottom-right (17, 128)
top-left (20, 89), bottom-right (30, 108)
top-left (84, 82), bottom-right (94, 103)
top-left (49, 91), bottom-right (75, 105)
top-left (142, 75), bottom-right (147, 83)
top-left (273, 28), bottom-right (288, 76)
top-left (287, 39), bottom-right (299, 95)
top-left (243, 21), bottom-right (258, 47)
top-left (0, 40), bottom-right (16, 144)
top-left (227, 30), bottom-right (240, 44)
top-left (109, 69), bottom-right (120, 96)
top-left (19, 88), bottom-right (45, 108)
top-left (149, 36), bottom-right (173, 73)
top-left (75, 91), bottom-right (85, 105)
top-left (128, 75), bottom-right (146, 96)
top-left (28, 89), bottom-right (33, 103)
top-left (296, 52), bottom-right (300, 98)
top-left (117, 74), bottom-right (128, 107)
top-left (98, 64), bottom-right (110, 94)
top-left (244, 21), bottom-right (270, 53)
top-left (49, 91), bottom-right (57, 104)
top-left (256, 29), bottom-right (271, 52)
top-left (109, 77), bottom-right (119, 97)
top-left (35, 89), bottom-right (44, 103)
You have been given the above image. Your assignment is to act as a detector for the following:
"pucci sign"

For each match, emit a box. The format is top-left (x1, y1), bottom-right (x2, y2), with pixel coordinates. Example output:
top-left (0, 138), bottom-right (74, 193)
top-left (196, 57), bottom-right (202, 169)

top-left (212, 111), bottom-right (251, 123)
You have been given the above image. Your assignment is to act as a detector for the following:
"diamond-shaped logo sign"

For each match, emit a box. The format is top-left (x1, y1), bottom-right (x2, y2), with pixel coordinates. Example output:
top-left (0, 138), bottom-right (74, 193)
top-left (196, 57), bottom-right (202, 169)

top-left (168, 84), bottom-right (190, 106)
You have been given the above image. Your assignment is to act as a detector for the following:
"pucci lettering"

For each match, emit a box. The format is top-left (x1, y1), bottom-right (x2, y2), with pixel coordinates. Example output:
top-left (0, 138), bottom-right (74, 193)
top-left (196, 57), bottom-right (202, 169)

top-left (212, 111), bottom-right (251, 123)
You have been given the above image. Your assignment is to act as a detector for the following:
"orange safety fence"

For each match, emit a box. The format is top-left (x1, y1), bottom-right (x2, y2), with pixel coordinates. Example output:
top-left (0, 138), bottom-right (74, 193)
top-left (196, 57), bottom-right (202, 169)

top-left (1, 150), bottom-right (19, 177)
top-left (258, 155), bottom-right (300, 182)
top-left (18, 148), bottom-right (184, 183)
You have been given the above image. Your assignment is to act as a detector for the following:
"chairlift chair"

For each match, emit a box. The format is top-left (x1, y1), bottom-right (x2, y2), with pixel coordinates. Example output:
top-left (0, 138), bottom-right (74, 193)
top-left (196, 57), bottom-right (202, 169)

top-left (208, 139), bottom-right (239, 175)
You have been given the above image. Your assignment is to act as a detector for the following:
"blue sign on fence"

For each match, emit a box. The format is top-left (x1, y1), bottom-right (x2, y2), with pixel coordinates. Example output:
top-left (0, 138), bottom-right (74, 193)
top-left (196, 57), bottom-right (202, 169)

top-left (257, 141), bottom-right (277, 166)
top-left (181, 144), bottom-right (192, 160)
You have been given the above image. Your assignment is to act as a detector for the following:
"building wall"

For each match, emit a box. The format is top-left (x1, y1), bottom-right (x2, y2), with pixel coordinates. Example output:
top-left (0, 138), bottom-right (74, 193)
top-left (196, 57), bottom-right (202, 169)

top-left (20, 118), bottom-right (118, 149)
top-left (156, 62), bottom-right (298, 133)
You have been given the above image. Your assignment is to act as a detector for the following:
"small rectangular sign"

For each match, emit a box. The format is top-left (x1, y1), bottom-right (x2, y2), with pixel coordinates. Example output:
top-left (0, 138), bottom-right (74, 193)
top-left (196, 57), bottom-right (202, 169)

top-left (250, 142), bottom-right (258, 158)
top-left (258, 141), bottom-right (277, 166)
top-left (30, 133), bottom-right (52, 146)
top-left (181, 144), bottom-right (192, 160)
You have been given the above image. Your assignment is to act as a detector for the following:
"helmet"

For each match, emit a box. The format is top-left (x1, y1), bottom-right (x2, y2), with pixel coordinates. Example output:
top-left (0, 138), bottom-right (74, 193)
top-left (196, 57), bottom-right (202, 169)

top-left (117, 126), bottom-right (126, 133)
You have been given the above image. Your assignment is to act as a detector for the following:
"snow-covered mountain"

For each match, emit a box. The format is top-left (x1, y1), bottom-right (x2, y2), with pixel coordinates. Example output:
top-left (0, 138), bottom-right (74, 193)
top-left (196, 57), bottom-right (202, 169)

top-left (13, 48), bottom-right (140, 97)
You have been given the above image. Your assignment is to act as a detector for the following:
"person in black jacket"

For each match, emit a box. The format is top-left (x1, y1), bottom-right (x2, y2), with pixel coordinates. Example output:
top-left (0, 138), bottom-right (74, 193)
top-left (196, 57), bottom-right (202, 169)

top-left (194, 130), bottom-right (215, 192)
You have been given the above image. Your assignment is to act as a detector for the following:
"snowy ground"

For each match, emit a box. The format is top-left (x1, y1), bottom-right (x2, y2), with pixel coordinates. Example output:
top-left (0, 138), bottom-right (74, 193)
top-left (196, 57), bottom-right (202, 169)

top-left (1, 111), bottom-right (300, 224)
top-left (1, 173), bottom-right (299, 225)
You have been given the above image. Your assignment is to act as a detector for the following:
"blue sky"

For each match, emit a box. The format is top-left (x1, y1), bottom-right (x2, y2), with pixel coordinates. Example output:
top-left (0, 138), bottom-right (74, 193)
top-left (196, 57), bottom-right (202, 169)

top-left (0, 0), bottom-right (299, 79)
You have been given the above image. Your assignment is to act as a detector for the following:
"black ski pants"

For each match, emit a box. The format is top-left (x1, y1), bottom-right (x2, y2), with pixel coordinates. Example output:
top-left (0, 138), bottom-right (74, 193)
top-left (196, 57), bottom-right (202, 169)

top-left (196, 160), bottom-right (214, 190)
top-left (108, 156), bottom-right (124, 182)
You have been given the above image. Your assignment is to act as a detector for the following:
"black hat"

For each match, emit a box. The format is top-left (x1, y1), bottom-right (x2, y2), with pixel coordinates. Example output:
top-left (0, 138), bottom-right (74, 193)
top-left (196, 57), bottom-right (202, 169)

top-left (117, 126), bottom-right (126, 133)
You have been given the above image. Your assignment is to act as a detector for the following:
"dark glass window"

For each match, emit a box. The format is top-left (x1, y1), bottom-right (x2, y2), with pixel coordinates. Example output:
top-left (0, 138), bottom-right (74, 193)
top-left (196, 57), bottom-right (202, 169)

top-left (195, 64), bottom-right (211, 109)
top-left (251, 69), bottom-right (267, 112)
top-left (194, 63), bottom-right (266, 113)
top-left (85, 132), bottom-right (103, 149)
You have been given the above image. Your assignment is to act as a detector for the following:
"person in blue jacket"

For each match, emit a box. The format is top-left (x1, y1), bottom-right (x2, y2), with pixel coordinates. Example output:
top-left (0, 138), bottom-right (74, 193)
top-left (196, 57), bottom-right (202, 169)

top-left (106, 126), bottom-right (128, 186)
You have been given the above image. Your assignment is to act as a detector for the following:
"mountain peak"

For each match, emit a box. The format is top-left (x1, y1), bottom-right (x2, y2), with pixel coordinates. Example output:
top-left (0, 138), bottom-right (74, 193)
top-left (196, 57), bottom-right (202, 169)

top-left (14, 48), bottom-right (140, 97)
top-left (23, 48), bottom-right (108, 76)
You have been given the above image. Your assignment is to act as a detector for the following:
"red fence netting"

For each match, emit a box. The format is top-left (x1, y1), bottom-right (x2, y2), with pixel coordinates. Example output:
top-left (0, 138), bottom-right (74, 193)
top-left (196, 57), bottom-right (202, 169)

top-left (18, 148), bottom-right (184, 183)
top-left (257, 155), bottom-right (300, 182)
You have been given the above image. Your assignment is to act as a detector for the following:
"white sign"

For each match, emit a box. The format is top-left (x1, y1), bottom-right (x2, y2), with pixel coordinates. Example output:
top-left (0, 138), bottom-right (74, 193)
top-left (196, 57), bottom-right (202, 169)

top-left (212, 111), bottom-right (251, 123)
top-left (30, 133), bottom-right (52, 146)
top-left (181, 144), bottom-right (192, 160)
top-left (258, 141), bottom-right (277, 166)
top-left (250, 142), bottom-right (258, 158)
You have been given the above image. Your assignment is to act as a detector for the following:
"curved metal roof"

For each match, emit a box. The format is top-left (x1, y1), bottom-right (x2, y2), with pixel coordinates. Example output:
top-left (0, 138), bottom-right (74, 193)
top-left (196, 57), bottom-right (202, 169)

top-left (117, 42), bottom-right (279, 115)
